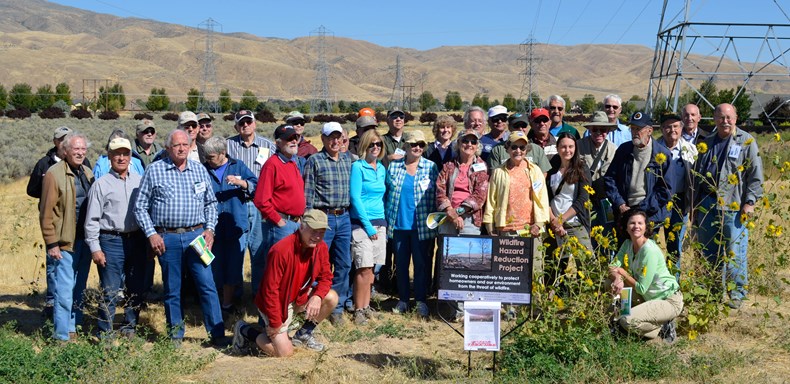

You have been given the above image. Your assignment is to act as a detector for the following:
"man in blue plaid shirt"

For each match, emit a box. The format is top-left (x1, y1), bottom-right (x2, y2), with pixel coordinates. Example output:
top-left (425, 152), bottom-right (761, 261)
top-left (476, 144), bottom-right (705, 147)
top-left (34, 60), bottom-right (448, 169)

top-left (303, 122), bottom-right (354, 325)
top-left (134, 129), bottom-right (227, 347)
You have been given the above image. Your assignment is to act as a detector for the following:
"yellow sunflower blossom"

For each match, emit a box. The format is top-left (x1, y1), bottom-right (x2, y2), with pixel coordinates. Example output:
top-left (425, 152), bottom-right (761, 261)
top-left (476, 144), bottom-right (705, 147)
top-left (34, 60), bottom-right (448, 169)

top-left (583, 185), bottom-right (595, 195)
top-left (663, 217), bottom-right (671, 229)
top-left (737, 165), bottom-right (745, 173)
top-left (774, 133), bottom-right (782, 142)
top-left (666, 201), bottom-right (674, 211)
top-left (654, 152), bottom-right (668, 165)
top-left (729, 201), bottom-right (740, 211)
top-left (641, 266), bottom-right (647, 277)
top-left (776, 226), bottom-right (784, 237)
top-left (553, 296), bottom-right (565, 310)
top-left (584, 200), bottom-right (593, 210)
top-left (672, 223), bottom-right (683, 233)
top-left (746, 221), bottom-right (756, 230)
top-left (579, 311), bottom-right (586, 319)
top-left (591, 226), bottom-right (604, 238)
top-left (667, 232), bottom-right (676, 242)
top-left (727, 174), bottom-right (739, 185)
top-left (784, 161), bottom-right (790, 171)
top-left (623, 253), bottom-right (629, 268)
top-left (762, 197), bottom-right (771, 209)
top-left (547, 228), bottom-right (555, 239)
top-left (578, 271), bottom-right (586, 279)
top-left (717, 196), bottom-right (726, 206)
top-left (585, 278), bottom-right (594, 287)
top-left (697, 142), bottom-right (708, 154)
top-left (743, 137), bottom-right (754, 145)
top-left (688, 330), bottom-right (698, 341)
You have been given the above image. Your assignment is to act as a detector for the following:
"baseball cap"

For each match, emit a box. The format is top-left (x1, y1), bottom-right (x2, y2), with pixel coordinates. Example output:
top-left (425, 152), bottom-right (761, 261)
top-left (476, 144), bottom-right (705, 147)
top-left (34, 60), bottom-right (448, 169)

top-left (387, 108), bottom-right (405, 118)
top-left (302, 209), bottom-right (329, 230)
top-left (322, 122), bottom-right (343, 136)
top-left (274, 125), bottom-right (298, 141)
top-left (234, 110), bottom-right (255, 124)
top-left (458, 129), bottom-right (481, 139)
top-left (108, 138), bottom-right (132, 151)
top-left (355, 115), bottom-right (377, 130)
top-left (53, 126), bottom-right (72, 140)
top-left (403, 130), bottom-right (427, 144)
top-left (135, 119), bottom-right (156, 133)
top-left (196, 112), bottom-right (213, 122)
top-left (510, 113), bottom-right (530, 127)
top-left (358, 107), bottom-right (375, 117)
top-left (529, 108), bottom-right (550, 121)
top-left (508, 130), bottom-right (529, 145)
top-left (488, 105), bottom-right (508, 118)
top-left (584, 111), bottom-right (618, 129)
top-left (178, 111), bottom-right (198, 125)
top-left (659, 113), bottom-right (682, 125)
top-left (629, 111), bottom-right (654, 128)
top-left (285, 111), bottom-right (305, 123)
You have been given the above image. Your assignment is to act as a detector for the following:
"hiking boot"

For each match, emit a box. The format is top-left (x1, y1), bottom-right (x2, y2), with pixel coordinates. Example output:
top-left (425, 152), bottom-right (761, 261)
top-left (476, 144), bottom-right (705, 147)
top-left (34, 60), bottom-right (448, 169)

top-left (329, 312), bottom-right (345, 326)
top-left (232, 320), bottom-right (248, 355)
top-left (292, 333), bottom-right (325, 351)
top-left (393, 301), bottom-right (409, 314)
top-left (727, 298), bottom-right (743, 309)
top-left (363, 306), bottom-right (381, 320)
top-left (659, 320), bottom-right (677, 343)
top-left (210, 335), bottom-right (231, 348)
top-left (416, 301), bottom-right (430, 319)
top-left (354, 309), bottom-right (368, 325)
top-left (171, 338), bottom-right (183, 349)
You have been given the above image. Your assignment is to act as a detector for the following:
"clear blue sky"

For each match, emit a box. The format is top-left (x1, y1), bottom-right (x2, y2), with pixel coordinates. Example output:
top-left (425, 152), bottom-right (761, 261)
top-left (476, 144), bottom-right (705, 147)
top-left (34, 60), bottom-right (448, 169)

top-left (48, 0), bottom-right (790, 50)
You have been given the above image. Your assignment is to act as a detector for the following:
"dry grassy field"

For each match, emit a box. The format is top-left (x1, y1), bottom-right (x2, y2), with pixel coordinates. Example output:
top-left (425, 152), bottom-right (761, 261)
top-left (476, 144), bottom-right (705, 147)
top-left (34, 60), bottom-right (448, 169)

top-left (1, 119), bottom-right (790, 383)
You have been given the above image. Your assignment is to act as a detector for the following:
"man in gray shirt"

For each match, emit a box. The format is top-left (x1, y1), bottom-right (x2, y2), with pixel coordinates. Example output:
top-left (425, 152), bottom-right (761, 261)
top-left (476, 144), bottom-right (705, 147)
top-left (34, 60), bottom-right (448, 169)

top-left (84, 137), bottom-right (146, 338)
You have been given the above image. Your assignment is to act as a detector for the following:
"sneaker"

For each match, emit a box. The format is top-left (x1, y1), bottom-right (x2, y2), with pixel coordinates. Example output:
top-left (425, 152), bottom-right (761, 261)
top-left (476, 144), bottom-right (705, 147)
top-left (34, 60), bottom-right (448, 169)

top-left (504, 305), bottom-right (518, 321)
top-left (171, 338), bottom-right (183, 349)
top-left (727, 298), bottom-right (743, 309)
top-left (393, 301), bottom-right (409, 314)
top-left (416, 301), bottom-right (430, 319)
top-left (363, 306), bottom-right (381, 320)
top-left (211, 335), bottom-right (231, 348)
top-left (354, 309), bottom-right (368, 325)
top-left (329, 312), bottom-right (345, 326)
top-left (232, 320), bottom-right (249, 354)
top-left (291, 333), bottom-right (325, 351)
top-left (659, 320), bottom-right (677, 343)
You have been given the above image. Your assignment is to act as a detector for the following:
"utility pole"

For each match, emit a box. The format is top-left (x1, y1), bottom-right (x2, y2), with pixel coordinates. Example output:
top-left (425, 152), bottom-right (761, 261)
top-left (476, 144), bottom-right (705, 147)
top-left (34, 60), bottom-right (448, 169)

top-left (310, 25), bottom-right (333, 113)
top-left (518, 34), bottom-right (541, 112)
top-left (197, 18), bottom-right (220, 113)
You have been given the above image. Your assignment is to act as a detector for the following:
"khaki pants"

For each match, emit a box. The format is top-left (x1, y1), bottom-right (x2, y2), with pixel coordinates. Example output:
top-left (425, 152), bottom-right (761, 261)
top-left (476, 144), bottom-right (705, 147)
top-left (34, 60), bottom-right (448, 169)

top-left (619, 290), bottom-right (683, 339)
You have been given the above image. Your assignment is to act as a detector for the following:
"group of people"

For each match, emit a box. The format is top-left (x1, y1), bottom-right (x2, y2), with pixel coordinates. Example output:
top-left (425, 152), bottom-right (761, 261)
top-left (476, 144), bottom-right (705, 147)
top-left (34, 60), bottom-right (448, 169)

top-left (28, 92), bottom-right (762, 355)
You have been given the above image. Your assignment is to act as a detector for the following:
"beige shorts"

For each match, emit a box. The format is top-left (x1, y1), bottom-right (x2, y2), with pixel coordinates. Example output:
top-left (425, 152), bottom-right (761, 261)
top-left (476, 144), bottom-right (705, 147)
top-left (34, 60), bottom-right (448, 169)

top-left (351, 226), bottom-right (387, 269)
top-left (259, 302), bottom-right (305, 334)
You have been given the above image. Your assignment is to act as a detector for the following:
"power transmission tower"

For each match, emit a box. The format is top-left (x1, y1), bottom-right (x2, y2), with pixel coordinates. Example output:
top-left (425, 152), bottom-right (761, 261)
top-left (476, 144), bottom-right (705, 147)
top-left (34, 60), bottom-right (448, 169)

top-left (388, 54), bottom-right (404, 110)
top-left (647, 0), bottom-right (790, 129)
top-left (310, 25), bottom-right (333, 114)
top-left (518, 34), bottom-right (541, 113)
top-left (197, 18), bottom-right (220, 113)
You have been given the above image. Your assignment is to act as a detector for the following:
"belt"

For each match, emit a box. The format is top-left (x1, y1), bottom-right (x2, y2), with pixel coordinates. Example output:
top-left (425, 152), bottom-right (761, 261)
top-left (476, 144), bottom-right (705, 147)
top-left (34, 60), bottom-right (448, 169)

top-left (154, 224), bottom-right (203, 234)
top-left (319, 207), bottom-right (347, 215)
top-left (278, 212), bottom-right (302, 222)
top-left (100, 229), bottom-right (140, 238)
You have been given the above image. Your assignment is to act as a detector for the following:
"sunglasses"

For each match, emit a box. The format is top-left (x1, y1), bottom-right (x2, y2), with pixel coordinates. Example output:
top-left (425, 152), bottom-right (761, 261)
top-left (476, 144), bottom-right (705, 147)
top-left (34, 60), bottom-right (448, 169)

top-left (199, 123), bottom-right (212, 128)
top-left (533, 117), bottom-right (550, 124)
top-left (237, 119), bottom-right (253, 126)
top-left (368, 141), bottom-right (383, 149)
top-left (410, 142), bottom-right (426, 149)
top-left (513, 122), bottom-right (528, 129)
top-left (284, 134), bottom-right (301, 142)
top-left (141, 129), bottom-right (155, 135)
top-left (491, 115), bottom-right (508, 123)
top-left (389, 113), bottom-right (406, 120)
top-left (183, 123), bottom-right (198, 129)
top-left (291, 119), bottom-right (306, 126)
top-left (549, 106), bottom-right (564, 112)
top-left (509, 144), bottom-right (528, 151)
top-left (604, 104), bottom-right (620, 110)
top-left (460, 137), bottom-right (478, 145)
top-left (589, 128), bottom-right (608, 134)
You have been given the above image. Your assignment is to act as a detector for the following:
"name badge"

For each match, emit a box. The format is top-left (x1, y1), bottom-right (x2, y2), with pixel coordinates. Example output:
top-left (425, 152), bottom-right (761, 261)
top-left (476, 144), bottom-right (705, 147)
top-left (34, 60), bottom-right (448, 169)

top-left (256, 148), bottom-right (271, 165)
top-left (418, 178), bottom-right (431, 191)
top-left (194, 181), bottom-right (206, 196)
top-left (532, 180), bottom-right (543, 192)
top-left (394, 148), bottom-right (406, 156)
top-left (728, 145), bottom-right (741, 159)
top-left (471, 163), bottom-right (487, 173)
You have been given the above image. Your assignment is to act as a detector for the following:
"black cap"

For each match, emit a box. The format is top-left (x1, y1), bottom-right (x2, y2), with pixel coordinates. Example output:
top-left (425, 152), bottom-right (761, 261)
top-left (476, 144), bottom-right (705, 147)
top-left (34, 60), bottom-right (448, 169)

top-left (274, 125), bottom-right (298, 140)
top-left (628, 111), bottom-right (654, 128)
top-left (234, 110), bottom-right (255, 124)
top-left (659, 113), bottom-right (682, 125)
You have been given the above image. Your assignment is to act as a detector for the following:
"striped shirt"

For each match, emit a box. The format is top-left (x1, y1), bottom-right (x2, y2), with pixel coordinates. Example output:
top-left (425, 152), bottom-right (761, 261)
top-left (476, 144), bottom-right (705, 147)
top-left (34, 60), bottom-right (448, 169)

top-left (385, 157), bottom-right (439, 241)
top-left (303, 150), bottom-right (353, 209)
top-left (226, 134), bottom-right (277, 177)
top-left (134, 157), bottom-right (218, 237)
top-left (84, 170), bottom-right (142, 253)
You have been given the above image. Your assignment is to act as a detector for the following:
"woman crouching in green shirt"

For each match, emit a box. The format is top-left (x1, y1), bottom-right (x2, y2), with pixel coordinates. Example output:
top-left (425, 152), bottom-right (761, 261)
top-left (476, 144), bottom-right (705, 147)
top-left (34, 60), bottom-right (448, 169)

top-left (608, 210), bottom-right (683, 342)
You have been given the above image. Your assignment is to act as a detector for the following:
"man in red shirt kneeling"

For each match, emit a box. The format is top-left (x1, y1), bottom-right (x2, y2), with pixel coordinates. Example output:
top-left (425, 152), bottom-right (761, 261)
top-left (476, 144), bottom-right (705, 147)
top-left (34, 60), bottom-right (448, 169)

top-left (232, 209), bottom-right (338, 357)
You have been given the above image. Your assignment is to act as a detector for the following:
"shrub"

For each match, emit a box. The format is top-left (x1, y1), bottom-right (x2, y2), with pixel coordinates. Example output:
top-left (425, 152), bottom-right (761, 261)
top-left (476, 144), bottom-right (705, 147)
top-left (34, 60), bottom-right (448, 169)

top-left (343, 113), bottom-right (357, 122)
top-left (6, 108), bottom-right (32, 119)
top-left (312, 114), bottom-right (347, 124)
top-left (375, 112), bottom-right (387, 122)
top-left (38, 107), bottom-right (66, 119)
top-left (70, 108), bottom-right (92, 119)
top-left (256, 110), bottom-right (277, 123)
top-left (404, 111), bottom-right (415, 123)
top-left (162, 112), bottom-right (178, 121)
top-left (450, 114), bottom-right (463, 123)
top-left (223, 113), bottom-right (234, 122)
top-left (134, 113), bottom-right (154, 120)
top-left (98, 110), bottom-right (119, 120)
top-left (419, 112), bottom-right (437, 124)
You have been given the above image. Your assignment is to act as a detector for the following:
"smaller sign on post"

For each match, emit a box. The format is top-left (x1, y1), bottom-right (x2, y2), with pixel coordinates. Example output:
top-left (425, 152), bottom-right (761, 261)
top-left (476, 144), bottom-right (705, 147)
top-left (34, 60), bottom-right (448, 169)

top-left (463, 301), bottom-right (501, 351)
top-left (619, 287), bottom-right (632, 317)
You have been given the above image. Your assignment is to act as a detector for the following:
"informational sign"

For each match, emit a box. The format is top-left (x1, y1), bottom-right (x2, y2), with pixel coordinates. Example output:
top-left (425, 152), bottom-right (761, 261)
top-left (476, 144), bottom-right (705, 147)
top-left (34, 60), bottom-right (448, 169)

top-left (437, 235), bottom-right (533, 305)
top-left (619, 287), bottom-right (632, 317)
top-left (463, 301), bottom-right (501, 351)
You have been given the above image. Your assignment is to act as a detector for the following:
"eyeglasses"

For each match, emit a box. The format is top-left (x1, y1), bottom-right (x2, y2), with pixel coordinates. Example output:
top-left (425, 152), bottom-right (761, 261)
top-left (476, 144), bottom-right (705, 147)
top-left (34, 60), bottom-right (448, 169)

top-left (604, 104), bottom-right (620, 110)
top-left (237, 119), bottom-right (253, 127)
top-left (199, 123), bottom-right (212, 128)
top-left (509, 144), bottom-right (528, 151)
top-left (460, 137), bottom-right (478, 145)
top-left (491, 115), bottom-right (508, 123)
top-left (589, 128), bottom-right (608, 134)
top-left (291, 119), bottom-right (306, 126)
top-left (513, 122), bottom-right (528, 129)
top-left (410, 142), bottom-right (426, 149)
top-left (533, 117), bottom-right (550, 124)
top-left (141, 129), bottom-right (155, 135)
top-left (368, 141), bottom-right (383, 149)
top-left (285, 134), bottom-right (301, 142)
top-left (389, 113), bottom-right (406, 120)
top-left (183, 123), bottom-right (198, 129)
top-left (549, 106), bottom-right (564, 112)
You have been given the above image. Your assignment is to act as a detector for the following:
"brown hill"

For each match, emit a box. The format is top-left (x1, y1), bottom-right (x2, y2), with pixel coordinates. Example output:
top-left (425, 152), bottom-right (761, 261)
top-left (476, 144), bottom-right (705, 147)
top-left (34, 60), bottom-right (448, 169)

top-left (0, 0), bottom-right (783, 107)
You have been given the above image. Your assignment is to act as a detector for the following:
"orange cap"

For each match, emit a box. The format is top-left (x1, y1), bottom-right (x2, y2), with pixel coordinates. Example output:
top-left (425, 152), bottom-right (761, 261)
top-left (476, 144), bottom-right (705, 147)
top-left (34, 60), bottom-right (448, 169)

top-left (358, 107), bottom-right (375, 117)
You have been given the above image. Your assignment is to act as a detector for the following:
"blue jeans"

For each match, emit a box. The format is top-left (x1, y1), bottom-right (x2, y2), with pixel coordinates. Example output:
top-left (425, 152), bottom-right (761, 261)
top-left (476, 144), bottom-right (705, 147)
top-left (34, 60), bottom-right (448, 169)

top-left (212, 233), bottom-right (246, 288)
top-left (393, 229), bottom-right (433, 303)
top-left (696, 195), bottom-right (749, 301)
top-left (323, 212), bottom-right (352, 314)
top-left (96, 232), bottom-right (147, 334)
top-left (46, 253), bottom-right (55, 306)
top-left (251, 218), bottom-right (299, 298)
top-left (50, 238), bottom-right (91, 341)
top-left (664, 209), bottom-right (688, 279)
top-left (158, 228), bottom-right (224, 339)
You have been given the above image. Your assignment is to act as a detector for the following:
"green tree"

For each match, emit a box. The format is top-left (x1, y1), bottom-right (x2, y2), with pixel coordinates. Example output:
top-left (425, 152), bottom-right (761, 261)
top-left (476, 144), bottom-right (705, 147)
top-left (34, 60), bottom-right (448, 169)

top-left (35, 84), bottom-right (56, 111)
top-left (218, 89), bottom-right (232, 113)
top-left (502, 94), bottom-right (517, 111)
top-left (696, 78), bottom-right (718, 117)
top-left (444, 91), bottom-right (462, 111)
top-left (578, 94), bottom-right (597, 114)
top-left (98, 83), bottom-right (126, 111)
top-left (717, 88), bottom-right (752, 123)
top-left (55, 82), bottom-right (71, 105)
top-left (145, 88), bottom-right (170, 111)
top-left (759, 96), bottom-right (790, 126)
top-left (472, 93), bottom-right (491, 110)
top-left (185, 88), bottom-right (202, 111)
top-left (419, 91), bottom-right (436, 111)
top-left (239, 90), bottom-right (258, 111)
top-left (0, 84), bottom-right (7, 110)
top-left (9, 83), bottom-right (35, 110)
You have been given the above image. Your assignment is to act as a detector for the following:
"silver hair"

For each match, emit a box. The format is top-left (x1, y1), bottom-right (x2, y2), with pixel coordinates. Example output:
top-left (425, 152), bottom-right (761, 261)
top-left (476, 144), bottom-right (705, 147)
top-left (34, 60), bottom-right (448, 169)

top-left (463, 106), bottom-right (486, 127)
top-left (603, 94), bottom-right (622, 105)
top-left (105, 129), bottom-right (131, 151)
top-left (165, 128), bottom-right (191, 148)
top-left (202, 136), bottom-right (227, 156)
top-left (545, 95), bottom-right (566, 108)
top-left (61, 132), bottom-right (90, 152)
